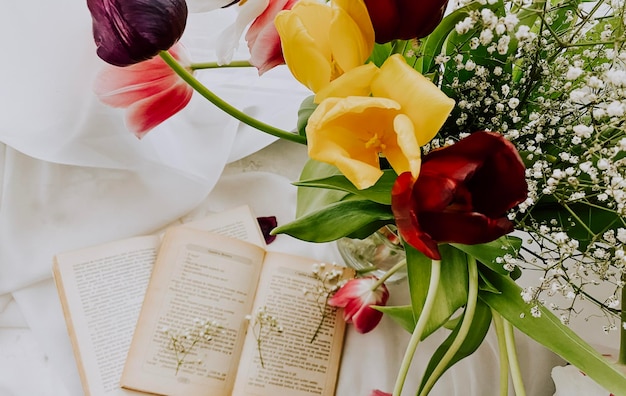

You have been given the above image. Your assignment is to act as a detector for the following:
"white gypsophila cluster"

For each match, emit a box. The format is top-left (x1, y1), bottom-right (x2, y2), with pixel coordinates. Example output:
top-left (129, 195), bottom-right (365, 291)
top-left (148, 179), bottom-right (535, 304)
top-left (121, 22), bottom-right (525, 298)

top-left (161, 318), bottom-right (222, 374)
top-left (306, 262), bottom-right (346, 342)
top-left (431, 0), bottom-right (626, 333)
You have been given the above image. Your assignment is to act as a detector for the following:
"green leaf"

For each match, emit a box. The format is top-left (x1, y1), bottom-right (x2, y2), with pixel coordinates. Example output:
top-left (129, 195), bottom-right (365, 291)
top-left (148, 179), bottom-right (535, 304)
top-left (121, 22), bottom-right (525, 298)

top-left (526, 200), bottom-right (624, 252)
top-left (418, 300), bottom-right (493, 393)
top-left (480, 270), bottom-right (626, 396)
top-left (295, 160), bottom-right (349, 218)
top-left (367, 42), bottom-right (394, 67)
top-left (374, 305), bottom-right (415, 333)
top-left (478, 268), bottom-right (502, 294)
top-left (406, 244), bottom-right (469, 338)
top-left (272, 200), bottom-right (394, 242)
top-left (297, 95), bottom-right (317, 137)
top-left (415, 2), bottom-right (486, 75)
top-left (295, 170), bottom-right (396, 205)
top-left (451, 235), bottom-right (522, 275)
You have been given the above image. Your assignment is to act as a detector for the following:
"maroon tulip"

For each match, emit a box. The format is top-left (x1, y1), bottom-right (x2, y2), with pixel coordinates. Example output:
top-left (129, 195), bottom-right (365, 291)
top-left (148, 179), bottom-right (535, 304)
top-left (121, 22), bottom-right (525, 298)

top-left (391, 131), bottom-right (527, 260)
top-left (363, 0), bottom-right (449, 43)
top-left (87, 0), bottom-right (188, 67)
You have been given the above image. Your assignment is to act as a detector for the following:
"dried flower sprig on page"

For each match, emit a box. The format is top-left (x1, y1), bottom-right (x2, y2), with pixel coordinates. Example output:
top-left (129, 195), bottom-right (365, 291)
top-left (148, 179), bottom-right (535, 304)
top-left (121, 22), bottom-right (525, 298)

top-left (305, 262), bottom-right (348, 343)
top-left (246, 305), bottom-right (283, 368)
top-left (161, 318), bottom-right (222, 374)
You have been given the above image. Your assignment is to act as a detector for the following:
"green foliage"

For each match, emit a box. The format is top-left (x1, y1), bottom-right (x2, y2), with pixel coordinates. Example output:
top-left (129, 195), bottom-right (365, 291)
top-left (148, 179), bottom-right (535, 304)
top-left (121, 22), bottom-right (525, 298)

top-left (451, 236), bottom-right (522, 277)
top-left (271, 199), bottom-right (394, 242)
top-left (295, 169), bottom-right (397, 205)
top-left (406, 244), bottom-right (470, 339)
top-left (418, 300), bottom-right (493, 394)
top-left (480, 268), bottom-right (626, 395)
top-left (297, 95), bottom-right (317, 137)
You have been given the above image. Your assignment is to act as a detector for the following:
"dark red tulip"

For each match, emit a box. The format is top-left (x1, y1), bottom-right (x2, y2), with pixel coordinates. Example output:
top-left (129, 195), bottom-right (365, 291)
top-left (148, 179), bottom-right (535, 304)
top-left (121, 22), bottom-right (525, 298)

top-left (363, 0), bottom-right (449, 43)
top-left (87, 0), bottom-right (188, 67)
top-left (391, 131), bottom-right (528, 260)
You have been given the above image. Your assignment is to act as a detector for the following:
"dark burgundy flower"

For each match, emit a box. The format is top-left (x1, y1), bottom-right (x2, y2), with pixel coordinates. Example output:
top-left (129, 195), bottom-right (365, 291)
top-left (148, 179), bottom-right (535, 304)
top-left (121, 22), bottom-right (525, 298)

top-left (87, 0), bottom-right (188, 67)
top-left (257, 216), bottom-right (278, 244)
top-left (391, 131), bottom-right (528, 260)
top-left (363, 0), bottom-right (449, 44)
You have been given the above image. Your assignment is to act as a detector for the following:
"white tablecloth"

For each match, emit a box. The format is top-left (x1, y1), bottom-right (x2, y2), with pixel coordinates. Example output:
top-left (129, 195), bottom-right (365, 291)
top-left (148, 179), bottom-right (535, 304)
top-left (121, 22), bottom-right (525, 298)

top-left (0, 1), bottom-right (606, 395)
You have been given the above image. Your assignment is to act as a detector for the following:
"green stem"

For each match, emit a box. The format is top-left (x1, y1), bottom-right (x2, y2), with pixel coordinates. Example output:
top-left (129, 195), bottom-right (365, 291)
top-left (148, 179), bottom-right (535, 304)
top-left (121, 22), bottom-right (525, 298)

top-left (371, 259), bottom-right (407, 291)
top-left (159, 51), bottom-right (307, 145)
top-left (392, 259), bottom-right (441, 396)
top-left (492, 311), bottom-right (510, 396)
top-left (418, 256), bottom-right (479, 396)
top-left (619, 273), bottom-right (626, 365)
top-left (190, 60), bottom-right (253, 70)
top-left (503, 319), bottom-right (526, 396)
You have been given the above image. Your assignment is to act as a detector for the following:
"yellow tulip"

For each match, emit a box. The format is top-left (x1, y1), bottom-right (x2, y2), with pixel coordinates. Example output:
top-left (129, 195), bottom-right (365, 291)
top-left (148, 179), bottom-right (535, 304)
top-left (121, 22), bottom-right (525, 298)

top-left (372, 54), bottom-right (456, 145)
top-left (274, 0), bottom-right (374, 93)
top-left (306, 54), bottom-right (455, 189)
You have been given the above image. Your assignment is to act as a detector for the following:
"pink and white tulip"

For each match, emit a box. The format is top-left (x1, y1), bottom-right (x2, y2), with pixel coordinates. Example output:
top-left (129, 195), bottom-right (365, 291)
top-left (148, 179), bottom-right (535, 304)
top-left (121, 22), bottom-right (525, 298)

top-left (93, 43), bottom-right (193, 138)
top-left (245, 0), bottom-right (298, 74)
top-left (370, 390), bottom-right (392, 396)
top-left (328, 276), bottom-right (389, 333)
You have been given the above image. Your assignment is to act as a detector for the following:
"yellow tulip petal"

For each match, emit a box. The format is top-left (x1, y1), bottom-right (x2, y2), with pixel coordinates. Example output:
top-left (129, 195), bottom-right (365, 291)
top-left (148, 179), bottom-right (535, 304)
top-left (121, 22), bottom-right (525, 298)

top-left (372, 54), bottom-right (455, 145)
top-left (306, 96), bottom-right (402, 189)
top-left (315, 62), bottom-right (379, 103)
top-left (382, 114), bottom-right (421, 178)
top-left (290, 0), bottom-right (333, 60)
top-left (330, 7), bottom-right (373, 74)
top-left (334, 0), bottom-right (374, 55)
top-left (275, 10), bottom-right (331, 92)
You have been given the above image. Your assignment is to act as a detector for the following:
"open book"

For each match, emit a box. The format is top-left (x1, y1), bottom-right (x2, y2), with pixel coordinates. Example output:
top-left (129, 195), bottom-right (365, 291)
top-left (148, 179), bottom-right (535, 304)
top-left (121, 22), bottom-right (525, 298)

top-left (53, 206), bottom-right (353, 396)
top-left (120, 226), bottom-right (353, 396)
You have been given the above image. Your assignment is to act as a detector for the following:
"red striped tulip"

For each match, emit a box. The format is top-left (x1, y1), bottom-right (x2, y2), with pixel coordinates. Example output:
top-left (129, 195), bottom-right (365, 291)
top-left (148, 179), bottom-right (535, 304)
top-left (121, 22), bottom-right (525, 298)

top-left (363, 0), bottom-right (449, 43)
top-left (87, 0), bottom-right (187, 66)
top-left (391, 131), bottom-right (528, 260)
top-left (328, 276), bottom-right (389, 333)
top-left (93, 43), bottom-right (193, 138)
top-left (246, 0), bottom-right (298, 74)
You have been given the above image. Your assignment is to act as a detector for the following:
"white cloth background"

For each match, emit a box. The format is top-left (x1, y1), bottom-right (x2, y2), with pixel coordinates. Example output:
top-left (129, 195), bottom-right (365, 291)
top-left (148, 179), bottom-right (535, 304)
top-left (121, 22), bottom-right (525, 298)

top-left (0, 1), bottom-right (607, 395)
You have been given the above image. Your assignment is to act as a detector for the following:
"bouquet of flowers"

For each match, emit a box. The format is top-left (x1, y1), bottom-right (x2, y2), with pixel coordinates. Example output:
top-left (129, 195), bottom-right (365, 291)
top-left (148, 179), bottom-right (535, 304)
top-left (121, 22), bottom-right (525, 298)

top-left (85, 0), bottom-right (626, 394)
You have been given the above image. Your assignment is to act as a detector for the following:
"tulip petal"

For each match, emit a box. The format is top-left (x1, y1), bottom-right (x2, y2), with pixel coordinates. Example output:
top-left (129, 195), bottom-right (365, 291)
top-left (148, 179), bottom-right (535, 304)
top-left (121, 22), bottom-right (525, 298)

top-left (246, 0), bottom-right (297, 74)
top-left (420, 211), bottom-right (515, 245)
top-left (392, 172), bottom-right (441, 260)
top-left (328, 277), bottom-right (389, 333)
top-left (329, 6), bottom-right (372, 74)
top-left (216, 0), bottom-right (269, 64)
top-left (396, 0), bottom-right (449, 40)
top-left (423, 131), bottom-right (527, 217)
top-left (306, 96), bottom-right (403, 189)
top-left (334, 0), bottom-right (375, 49)
top-left (275, 6), bottom-right (332, 92)
top-left (362, 0), bottom-right (399, 43)
top-left (372, 54), bottom-right (455, 145)
top-left (382, 113), bottom-right (421, 178)
top-left (87, 0), bottom-right (187, 66)
top-left (314, 62), bottom-right (378, 103)
top-left (126, 81), bottom-right (193, 138)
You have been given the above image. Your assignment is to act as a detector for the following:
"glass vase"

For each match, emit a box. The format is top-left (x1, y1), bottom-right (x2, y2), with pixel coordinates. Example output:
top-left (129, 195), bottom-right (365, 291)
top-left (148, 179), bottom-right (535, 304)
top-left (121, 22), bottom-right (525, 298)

top-left (336, 225), bottom-right (407, 282)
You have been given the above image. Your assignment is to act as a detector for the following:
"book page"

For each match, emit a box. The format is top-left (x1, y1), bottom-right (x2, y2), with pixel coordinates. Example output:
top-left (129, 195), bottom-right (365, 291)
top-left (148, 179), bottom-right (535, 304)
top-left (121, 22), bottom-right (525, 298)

top-left (231, 252), bottom-right (354, 396)
top-left (53, 235), bottom-right (160, 396)
top-left (53, 205), bottom-right (263, 396)
top-left (121, 227), bottom-right (267, 396)
top-left (182, 205), bottom-right (266, 247)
